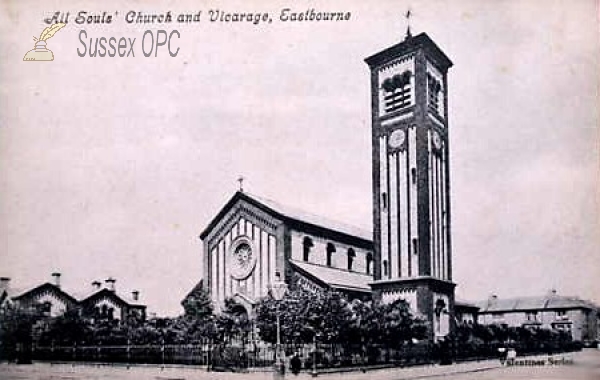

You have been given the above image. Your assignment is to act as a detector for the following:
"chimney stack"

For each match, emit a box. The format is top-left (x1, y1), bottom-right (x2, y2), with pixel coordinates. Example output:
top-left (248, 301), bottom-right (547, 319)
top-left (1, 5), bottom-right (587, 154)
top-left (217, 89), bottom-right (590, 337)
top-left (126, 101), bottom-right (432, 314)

top-left (51, 272), bottom-right (61, 288)
top-left (132, 290), bottom-right (139, 301)
top-left (105, 277), bottom-right (116, 292)
top-left (91, 280), bottom-right (101, 291)
top-left (0, 277), bottom-right (10, 288)
top-left (549, 288), bottom-right (557, 296)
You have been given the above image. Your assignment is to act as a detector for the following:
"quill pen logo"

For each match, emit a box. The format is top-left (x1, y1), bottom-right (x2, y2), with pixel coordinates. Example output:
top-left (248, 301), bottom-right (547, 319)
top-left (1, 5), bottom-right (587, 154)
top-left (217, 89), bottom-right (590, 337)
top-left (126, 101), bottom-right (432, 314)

top-left (23, 23), bottom-right (66, 61)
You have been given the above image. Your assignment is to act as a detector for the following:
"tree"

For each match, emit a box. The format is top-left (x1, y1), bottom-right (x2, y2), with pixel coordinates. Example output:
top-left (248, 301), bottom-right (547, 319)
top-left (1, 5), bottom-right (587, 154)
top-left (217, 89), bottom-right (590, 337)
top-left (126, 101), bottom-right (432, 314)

top-left (254, 288), bottom-right (315, 343)
top-left (37, 308), bottom-right (91, 346)
top-left (0, 303), bottom-right (44, 362)
top-left (177, 280), bottom-right (217, 343)
top-left (310, 291), bottom-right (353, 343)
top-left (255, 288), bottom-right (354, 344)
top-left (378, 299), bottom-right (428, 345)
top-left (348, 298), bottom-right (428, 348)
top-left (255, 289), bottom-right (428, 347)
top-left (181, 280), bottom-right (213, 320)
top-left (215, 299), bottom-right (251, 343)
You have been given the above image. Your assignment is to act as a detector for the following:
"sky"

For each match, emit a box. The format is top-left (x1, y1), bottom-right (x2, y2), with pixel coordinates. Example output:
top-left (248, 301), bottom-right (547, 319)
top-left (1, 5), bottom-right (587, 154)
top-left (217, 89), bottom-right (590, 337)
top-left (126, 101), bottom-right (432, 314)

top-left (1, 0), bottom-right (598, 316)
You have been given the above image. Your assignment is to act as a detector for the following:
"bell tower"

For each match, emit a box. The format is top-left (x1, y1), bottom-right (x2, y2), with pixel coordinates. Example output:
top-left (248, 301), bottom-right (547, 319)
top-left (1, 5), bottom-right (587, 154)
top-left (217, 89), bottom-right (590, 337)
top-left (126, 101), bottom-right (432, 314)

top-left (365, 32), bottom-right (455, 341)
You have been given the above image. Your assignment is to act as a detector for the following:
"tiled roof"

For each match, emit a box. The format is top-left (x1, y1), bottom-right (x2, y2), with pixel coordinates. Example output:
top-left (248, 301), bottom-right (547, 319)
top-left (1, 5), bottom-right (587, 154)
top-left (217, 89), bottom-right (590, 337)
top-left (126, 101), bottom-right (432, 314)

top-left (8, 285), bottom-right (38, 299)
top-left (11, 283), bottom-right (144, 308)
top-left (247, 193), bottom-right (372, 242)
top-left (12, 283), bottom-right (78, 304)
top-left (290, 259), bottom-right (372, 292)
top-left (455, 299), bottom-right (479, 309)
top-left (476, 295), bottom-right (598, 313)
top-left (200, 192), bottom-right (372, 243)
top-left (78, 288), bottom-right (145, 307)
top-left (547, 296), bottom-right (597, 310)
top-left (0, 285), bottom-right (23, 301)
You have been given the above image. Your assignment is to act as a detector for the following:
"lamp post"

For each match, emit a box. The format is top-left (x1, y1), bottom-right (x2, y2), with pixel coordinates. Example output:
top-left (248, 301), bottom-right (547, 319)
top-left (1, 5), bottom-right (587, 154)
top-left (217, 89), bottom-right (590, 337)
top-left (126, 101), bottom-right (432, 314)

top-left (270, 272), bottom-right (288, 378)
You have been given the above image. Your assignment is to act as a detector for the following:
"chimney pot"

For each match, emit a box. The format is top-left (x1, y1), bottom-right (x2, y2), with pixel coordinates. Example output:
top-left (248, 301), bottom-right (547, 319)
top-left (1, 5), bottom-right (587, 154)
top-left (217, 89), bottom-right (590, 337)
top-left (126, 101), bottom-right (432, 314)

top-left (51, 272), bottom-right (61, 288)
top-left (132, 290), bottom-right (139, 301)
top-left (105, 277), bottom-right (116, 292)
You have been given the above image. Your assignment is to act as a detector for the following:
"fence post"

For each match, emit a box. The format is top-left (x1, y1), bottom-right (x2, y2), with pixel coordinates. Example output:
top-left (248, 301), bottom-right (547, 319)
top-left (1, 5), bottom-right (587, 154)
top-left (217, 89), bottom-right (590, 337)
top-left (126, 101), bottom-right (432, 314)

top-left (126, 338), bottom-right (131, 369)
top-left (311, 334), bottom-right (318, 377)
top-left (72, 342), bottom-right (76, 367)
top-left (207, 339), bottom-right (211, 372)
top-left (161, 339), bottom-right (165, 370)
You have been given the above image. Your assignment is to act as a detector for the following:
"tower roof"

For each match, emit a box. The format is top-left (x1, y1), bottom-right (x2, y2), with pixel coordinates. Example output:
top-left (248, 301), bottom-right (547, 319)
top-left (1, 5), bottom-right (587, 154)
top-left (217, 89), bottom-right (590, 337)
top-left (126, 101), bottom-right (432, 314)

top-left (365, 32), bottom-right (453, 70)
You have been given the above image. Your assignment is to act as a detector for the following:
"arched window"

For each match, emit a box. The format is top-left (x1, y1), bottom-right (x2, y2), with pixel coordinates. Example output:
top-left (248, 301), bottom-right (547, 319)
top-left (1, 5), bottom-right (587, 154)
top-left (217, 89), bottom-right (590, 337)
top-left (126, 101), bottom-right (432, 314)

top-left (383, 260), bottom-right (389, 277)
top-left (381, 192), bottom-right (388, 212)
top-left (38, 301), bottom-right (52, 316)
top-left (382, 70), bottom-right (412, 113)
top-left (101, 304), bottom-right (109, 318)
top-left (427, 73), bottom-right (442, 114)
top-left (326, 243), bottom-right (336, 267)
top-left (347, 248), bottom-right (356, 271)
top-left (303, 237), bottom-right (313, 262)
top-left (366, 252), bottom-right (373, 274)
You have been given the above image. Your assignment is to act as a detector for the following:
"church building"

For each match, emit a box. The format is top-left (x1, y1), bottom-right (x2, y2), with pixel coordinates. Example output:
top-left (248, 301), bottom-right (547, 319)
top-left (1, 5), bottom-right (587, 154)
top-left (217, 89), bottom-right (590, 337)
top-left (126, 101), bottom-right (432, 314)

top-left (199, 31), bottom-right (456, 342)
top-left (199, 191), bottom-right (374, 313)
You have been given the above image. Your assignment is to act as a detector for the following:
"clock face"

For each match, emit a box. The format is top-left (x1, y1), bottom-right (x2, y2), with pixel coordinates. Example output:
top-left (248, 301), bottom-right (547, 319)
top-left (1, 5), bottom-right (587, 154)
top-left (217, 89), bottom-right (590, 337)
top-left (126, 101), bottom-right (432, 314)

top-left (230, 238), bottom-right (257, 280)
top-left (388, 129), bottom-right (406, 149)
top-left (432, 131), bottom-right (443, 150)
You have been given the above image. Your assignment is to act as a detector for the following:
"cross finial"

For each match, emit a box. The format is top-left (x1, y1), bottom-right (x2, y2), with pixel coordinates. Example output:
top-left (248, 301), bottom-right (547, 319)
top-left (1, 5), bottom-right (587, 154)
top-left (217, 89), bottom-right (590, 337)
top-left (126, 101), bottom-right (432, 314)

top-left (237, 176), bottom-right (245, 192)
top-left (405, 8), bottom-right (413, 39)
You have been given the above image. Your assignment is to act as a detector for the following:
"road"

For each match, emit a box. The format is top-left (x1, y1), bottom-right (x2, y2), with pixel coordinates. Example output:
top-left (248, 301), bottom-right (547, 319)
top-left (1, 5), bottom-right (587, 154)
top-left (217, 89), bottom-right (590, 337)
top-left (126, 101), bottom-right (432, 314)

top-left (436, 350), bottom-right (600, 380)
top-left (0, 349), bottom-right (598, 380)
